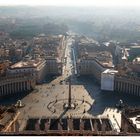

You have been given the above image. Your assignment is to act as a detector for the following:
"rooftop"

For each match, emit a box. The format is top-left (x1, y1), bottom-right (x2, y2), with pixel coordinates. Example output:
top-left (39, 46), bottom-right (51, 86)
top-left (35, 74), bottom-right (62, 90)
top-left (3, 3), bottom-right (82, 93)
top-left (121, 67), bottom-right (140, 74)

top-left (102, 108), bottom-right (121, 132)
top-left (130, 116), bottom-right (140, 129)
top-left (122, 107), bottom-right (140, 132)
top-left (79, 51), bottom-right (113, 68)
top-left (10, 59), bottom-right (45, 69)
top-left (24, 117), bottom-right (113, 132)
top-left (0, 106), bottom-right (19, 132)
top-left (102, 69), bottom-right (118, 75)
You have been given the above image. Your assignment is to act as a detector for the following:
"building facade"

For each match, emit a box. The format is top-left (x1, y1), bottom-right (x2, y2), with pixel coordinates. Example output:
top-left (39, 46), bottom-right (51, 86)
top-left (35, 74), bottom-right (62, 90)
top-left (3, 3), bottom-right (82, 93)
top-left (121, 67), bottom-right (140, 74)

top-left (46, 58), bottom-right (62, 75)
top-left (77, 58), bottom-right (106, 82)
top-left (101, 69), bottom-right (118, 91)
top-left (114, 76), bottom-right (140, 96)
top-left (32, 35), bottom-right (66, 76)
top-left (7, 58), bottom-right (47, 84)
top-left (0, 74), bottom-right (36, 97)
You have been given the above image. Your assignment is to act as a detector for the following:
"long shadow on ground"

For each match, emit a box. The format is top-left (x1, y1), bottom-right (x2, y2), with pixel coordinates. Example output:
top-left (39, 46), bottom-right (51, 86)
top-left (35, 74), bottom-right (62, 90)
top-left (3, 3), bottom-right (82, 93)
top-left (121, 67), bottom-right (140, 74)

top-left (69, 75), bottom-right (140, 115)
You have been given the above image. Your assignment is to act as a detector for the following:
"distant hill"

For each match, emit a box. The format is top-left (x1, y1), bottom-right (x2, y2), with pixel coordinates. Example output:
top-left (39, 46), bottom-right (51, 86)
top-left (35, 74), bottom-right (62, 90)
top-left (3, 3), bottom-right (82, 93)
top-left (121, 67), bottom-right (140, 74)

top-left (0, 6), bottom-right (140, 42)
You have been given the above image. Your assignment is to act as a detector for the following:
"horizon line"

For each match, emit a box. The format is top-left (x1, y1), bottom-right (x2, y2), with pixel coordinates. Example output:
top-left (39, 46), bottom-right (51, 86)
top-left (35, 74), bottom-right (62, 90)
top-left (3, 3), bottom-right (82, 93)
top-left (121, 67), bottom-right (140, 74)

top-left (0, 4), bottom-right (140, 8)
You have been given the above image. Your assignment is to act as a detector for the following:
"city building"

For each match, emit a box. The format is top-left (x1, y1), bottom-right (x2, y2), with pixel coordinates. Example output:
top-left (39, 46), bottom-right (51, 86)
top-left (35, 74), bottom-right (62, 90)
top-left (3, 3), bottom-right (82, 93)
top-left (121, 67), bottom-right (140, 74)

top-left (114, 75), bottom-right (140, 96)
top-left (32, 34), bottom-right (66, 75)
top-left (75, 36), bottom-right (140, 96)
top-left (101, 69), bottom-right (118, 91)
top-left (15, 49), bottom-right (23, 61)
top-left (100, 66), bottom-right (140, 96)
top-left (0, 60), bottom-right (11, 76)
top-left (128, 56), bottom-right (140, 74)
top-left (75, 36), bottom-right (113, 82)
top-left (77, 58), bottom-right (106, 82)
top-left (22, 116), bottom-right (114, 135)
top-left (0, 74), bottom-right (36, 97)
top-left (7, 58), bottom-right (47, 84)
top-left (121, 107), bottom-right (140, 134)
top-left (46, 58), bottom-right (63, 75)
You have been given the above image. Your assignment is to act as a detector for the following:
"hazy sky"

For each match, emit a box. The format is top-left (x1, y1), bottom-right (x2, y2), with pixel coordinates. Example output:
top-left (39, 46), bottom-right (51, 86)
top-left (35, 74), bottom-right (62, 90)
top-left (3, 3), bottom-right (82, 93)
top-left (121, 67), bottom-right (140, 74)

top-left (1, 0), bottom-right (140, 7)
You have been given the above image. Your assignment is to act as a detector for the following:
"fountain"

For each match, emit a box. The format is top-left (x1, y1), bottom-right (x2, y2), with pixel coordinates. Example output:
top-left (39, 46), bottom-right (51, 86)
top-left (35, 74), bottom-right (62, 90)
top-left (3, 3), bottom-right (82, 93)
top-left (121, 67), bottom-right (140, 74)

top-left (15, 100), bottom-right (25, 108)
